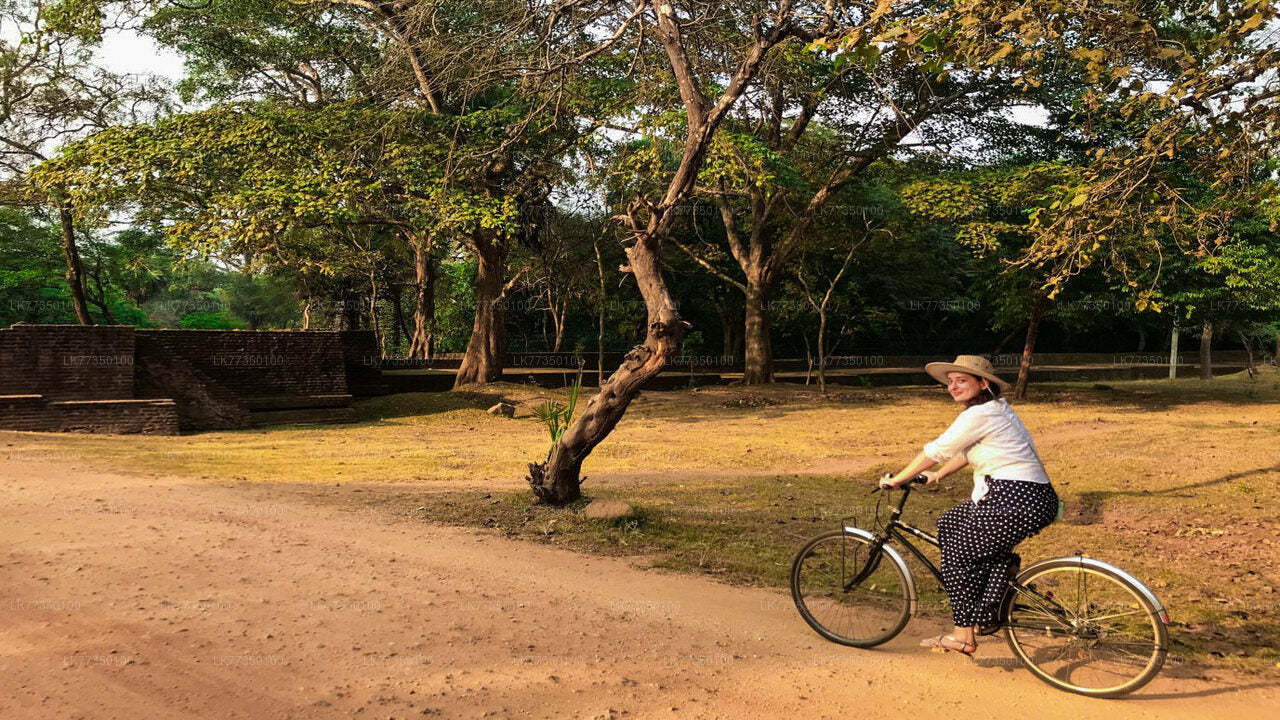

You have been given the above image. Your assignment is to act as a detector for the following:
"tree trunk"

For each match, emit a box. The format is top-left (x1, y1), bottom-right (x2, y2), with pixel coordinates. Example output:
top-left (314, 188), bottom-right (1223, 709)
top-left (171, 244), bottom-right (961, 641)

top-left (524, 0), bottom-right (788, 503)
top-left (991, 323), bottom-right (1026, 356)
top-left (548, 289), bottom-right (567, 353)
top-left (552, 310), bottom-right (566, 353)
top-left (408, 241), bottom-right (437, 359)
top-left (390, 290), bottom-right (404, 354)
top-left (526, 235), bottom-right (686, 504)
top-left (595, 239), bottom-right (606, 387)
top-left (816, 307), bottom-right (828, 394)
top-left (58, 204), bottom-right (92, 325)
top-left (302, 300), bottom-right (312, 330)
top-left (1013, 294), bottom-right (1049, 400)
top-left (455, 236), bottom-right (505, 386)
top-left (1199, 321), bottom-right (1213, 380)
top-left (1168, 324), bottom-right (1179, 380)
top-left (1240, 332), bottom-right (1256, 378)
top-left (84, 258), bottom-right (119, 325)
top-left (742, 274), bottom-right (774, 384)
top-left (368, 269), bottom-right (382, 352)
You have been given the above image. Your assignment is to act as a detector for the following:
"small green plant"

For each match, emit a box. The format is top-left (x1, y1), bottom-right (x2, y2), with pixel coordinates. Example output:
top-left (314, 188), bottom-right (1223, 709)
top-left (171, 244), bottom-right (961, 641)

top-left (533, 363), bottom-right (583, 443)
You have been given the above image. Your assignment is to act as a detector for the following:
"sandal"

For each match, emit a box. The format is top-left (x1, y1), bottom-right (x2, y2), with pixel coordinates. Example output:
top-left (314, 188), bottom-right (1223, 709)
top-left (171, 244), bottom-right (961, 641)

top-left (920, 634), bottom-right (977, 657)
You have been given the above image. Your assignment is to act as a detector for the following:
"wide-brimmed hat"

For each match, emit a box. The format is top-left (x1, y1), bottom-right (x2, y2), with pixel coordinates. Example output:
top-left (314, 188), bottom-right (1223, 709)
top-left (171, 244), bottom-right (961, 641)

top-left (924, 355), bottom-right (1011, 392)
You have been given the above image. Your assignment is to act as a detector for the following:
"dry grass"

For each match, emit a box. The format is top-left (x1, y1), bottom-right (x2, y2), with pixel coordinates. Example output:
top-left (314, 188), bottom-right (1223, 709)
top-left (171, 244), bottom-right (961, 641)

top-left (5, 366), bottom-right (1280, 673)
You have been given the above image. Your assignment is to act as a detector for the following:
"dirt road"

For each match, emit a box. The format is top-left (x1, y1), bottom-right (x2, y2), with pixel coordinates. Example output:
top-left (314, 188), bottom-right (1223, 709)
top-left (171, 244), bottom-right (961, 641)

top-left (1, 455), bottom-right (1275, 719)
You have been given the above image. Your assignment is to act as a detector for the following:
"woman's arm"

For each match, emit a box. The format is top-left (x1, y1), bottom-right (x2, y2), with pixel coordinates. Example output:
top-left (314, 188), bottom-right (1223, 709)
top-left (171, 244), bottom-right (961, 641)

top-left (880, 449), bottom-right (969, 489)
top-left (923, 451), bottom-right (968, 484)
top-left (880, 451), bottom-right (936, 489)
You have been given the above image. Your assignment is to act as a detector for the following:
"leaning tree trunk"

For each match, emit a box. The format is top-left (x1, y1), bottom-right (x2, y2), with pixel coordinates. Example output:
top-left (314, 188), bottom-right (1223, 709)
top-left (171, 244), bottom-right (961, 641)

top-left (455, 236), bottom-right (506, 386)
top-left (408, 241), bottom-right (437, 359)
top-left (742, 273), bottom-right (774, 384)
top-left (524, 0), bottom-right (790, 504)
top-left (58, 204), bottom-right (92, 325)
top-left (1199, 321), bottom-right (1213, 380)
top-left (526, 233), bottom-right (686, 504)
top-left (1013, 294), bottom-right (1049, 400)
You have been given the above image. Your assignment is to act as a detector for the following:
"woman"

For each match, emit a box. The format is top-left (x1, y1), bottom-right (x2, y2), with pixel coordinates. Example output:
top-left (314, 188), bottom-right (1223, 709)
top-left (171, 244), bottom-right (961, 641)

top-left (878, 354), bottom-right (1059, 657)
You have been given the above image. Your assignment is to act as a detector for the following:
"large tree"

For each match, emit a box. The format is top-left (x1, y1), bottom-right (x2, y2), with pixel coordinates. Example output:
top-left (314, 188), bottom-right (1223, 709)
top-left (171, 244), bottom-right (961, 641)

top-left (144, 0), bottom-right (610, 380)
top-left (526, 0), bottom-right (849, 503)
top-left (2, 0), bottom-right (166, 323)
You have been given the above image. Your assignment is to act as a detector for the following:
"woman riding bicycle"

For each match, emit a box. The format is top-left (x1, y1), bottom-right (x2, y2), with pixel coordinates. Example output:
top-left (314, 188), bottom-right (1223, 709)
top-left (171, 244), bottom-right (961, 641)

top-left (878, 355), bottom-right (1059, 657)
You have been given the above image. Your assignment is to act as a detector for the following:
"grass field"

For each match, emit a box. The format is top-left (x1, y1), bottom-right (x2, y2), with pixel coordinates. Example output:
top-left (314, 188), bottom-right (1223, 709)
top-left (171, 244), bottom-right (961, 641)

top-left (6, 366), bottom-right (1280, 673)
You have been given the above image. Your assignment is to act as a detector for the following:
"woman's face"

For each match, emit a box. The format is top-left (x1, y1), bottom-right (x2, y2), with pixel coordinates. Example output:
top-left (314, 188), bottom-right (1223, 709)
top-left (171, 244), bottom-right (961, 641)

top-left (945, 371), bottom-right (989, 403)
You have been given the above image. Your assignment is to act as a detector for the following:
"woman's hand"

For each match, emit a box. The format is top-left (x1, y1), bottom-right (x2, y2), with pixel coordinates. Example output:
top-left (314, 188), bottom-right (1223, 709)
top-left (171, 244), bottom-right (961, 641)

top-left (878, 473), bottom-right (902, 490)
top-left (921, 470), bottom-right (942, 485)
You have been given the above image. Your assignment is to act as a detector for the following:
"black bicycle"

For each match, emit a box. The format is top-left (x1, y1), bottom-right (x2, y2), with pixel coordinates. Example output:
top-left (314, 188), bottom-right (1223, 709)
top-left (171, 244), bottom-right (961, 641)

top-left (790, 475), bottom-right (1170, 697)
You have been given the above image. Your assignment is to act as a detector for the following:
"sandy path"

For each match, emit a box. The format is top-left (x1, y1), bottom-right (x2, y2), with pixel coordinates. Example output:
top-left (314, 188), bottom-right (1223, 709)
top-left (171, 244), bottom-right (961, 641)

top-left (1, 457), bottom-right (1276, 719)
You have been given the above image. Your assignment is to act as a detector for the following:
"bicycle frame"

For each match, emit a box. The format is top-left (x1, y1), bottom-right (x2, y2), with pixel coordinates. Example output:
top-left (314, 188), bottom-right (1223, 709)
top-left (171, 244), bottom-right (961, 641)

top-left (856, 484), bottom-right (1081, 633)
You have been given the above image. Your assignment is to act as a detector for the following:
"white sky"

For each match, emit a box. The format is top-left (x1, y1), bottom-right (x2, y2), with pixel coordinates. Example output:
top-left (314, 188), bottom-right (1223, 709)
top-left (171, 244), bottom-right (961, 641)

top-left (99, 28), bottom-right (185, 80)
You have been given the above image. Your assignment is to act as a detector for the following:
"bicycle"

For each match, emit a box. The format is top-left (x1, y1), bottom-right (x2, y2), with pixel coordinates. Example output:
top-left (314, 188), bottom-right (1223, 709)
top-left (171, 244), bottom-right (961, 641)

top-left (790, 475), bottom-right (1170, 698)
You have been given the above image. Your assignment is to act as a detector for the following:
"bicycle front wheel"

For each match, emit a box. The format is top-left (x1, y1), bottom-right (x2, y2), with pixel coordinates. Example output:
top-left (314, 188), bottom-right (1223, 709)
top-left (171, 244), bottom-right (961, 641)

top-left (790, 529), bottom-right (913, 648)
top-left (1004, 558), bottom-right (1168, 697)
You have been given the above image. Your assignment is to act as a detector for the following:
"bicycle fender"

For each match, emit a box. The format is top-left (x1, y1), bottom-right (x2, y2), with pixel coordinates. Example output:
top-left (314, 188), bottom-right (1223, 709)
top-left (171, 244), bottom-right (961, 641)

top-left (841, 526), bottom-right (918, 617)
top-left (1022, 555), bottom-right (1169, 622)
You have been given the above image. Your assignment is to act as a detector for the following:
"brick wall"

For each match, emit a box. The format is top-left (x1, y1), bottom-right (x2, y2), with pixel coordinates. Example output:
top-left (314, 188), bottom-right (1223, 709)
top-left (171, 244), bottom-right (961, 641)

top-left (0, 324), bottom-right (136, 400)
top-left (0, 324), bottom-right (373, 434)
top-left (133, 340), bottom-right (250, 431)
top-left (137, 330), bottom-right (350, 404)
top-left (0, 395), bottom-right (179, 434)
top-left (338, 330), bottom-right (386, 395)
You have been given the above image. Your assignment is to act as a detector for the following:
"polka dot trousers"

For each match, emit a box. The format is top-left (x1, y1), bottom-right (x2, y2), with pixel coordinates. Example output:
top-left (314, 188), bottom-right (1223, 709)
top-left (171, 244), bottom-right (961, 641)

top-left (936, 478), bottom-right (1059, 627)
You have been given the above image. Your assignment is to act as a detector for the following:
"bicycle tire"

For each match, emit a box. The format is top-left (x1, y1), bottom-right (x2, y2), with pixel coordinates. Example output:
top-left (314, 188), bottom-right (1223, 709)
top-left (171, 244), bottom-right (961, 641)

top-left (790, 529), bottom-right (914, 648)
top-left (1001, 557), bottom-right (1168, 697)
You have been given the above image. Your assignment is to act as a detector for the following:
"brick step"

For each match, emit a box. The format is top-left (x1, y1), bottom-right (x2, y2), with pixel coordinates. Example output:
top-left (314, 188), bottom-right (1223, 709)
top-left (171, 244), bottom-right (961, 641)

top-left (247, 407), bottom-right (357, 427)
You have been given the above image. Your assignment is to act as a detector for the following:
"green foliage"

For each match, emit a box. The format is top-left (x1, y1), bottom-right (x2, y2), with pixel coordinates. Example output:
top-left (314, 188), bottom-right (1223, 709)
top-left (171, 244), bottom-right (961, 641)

top-left (180, 311), bottom-right (238, 330)
top-left (32, 101), bottom-right (521, 259)
top-left (533, 367), bottom-right (583, 444)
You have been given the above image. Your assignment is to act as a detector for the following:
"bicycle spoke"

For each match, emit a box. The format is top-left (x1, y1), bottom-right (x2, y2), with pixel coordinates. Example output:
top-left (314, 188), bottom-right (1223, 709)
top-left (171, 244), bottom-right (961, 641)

top-left (792, 531), bottom-right (912, 648)
top-left (1006, 564), bottom-right (1164, 696)
top-left (1084, 608), bottom-right (1145, 623)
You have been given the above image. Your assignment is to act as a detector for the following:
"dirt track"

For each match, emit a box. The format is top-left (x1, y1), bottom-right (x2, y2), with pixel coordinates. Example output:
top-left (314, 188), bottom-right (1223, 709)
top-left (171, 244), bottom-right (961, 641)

top-left (2, 456), bottom-right (1277, 719)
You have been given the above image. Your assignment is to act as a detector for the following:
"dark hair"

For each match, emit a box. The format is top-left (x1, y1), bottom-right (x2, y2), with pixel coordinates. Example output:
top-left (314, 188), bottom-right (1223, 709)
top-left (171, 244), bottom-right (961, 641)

top-left (961, 374), bottom-right (1003, 408)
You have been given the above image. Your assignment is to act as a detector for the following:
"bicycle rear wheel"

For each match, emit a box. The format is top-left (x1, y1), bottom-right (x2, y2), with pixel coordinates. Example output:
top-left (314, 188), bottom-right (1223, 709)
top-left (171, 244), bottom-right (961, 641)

top-left (790, 529), bottom-right (913, 648)
top-left (1003, 558), bottom-right (1168, 697)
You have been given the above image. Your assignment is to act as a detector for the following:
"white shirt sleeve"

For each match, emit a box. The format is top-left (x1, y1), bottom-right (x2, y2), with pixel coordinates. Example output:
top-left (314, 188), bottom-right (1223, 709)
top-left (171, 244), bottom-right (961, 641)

top-left (923, 407), bottom-right (988, 463)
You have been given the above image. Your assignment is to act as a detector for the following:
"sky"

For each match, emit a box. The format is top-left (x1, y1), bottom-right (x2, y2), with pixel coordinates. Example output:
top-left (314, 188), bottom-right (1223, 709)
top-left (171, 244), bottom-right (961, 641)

top-left (99, 27), bottom-right (185, 80)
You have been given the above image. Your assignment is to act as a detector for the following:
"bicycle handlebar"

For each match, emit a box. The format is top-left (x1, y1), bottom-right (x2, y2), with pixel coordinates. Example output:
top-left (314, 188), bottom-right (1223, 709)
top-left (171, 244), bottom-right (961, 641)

top-left (869, 474), bottom-right (928, 494)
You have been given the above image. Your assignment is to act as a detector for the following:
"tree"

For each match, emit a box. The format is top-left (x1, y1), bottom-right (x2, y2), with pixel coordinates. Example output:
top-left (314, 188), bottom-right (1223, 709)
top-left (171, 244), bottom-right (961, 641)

top-left (669, 8), bottom-right (1071, 383)
top-left (1, 0), bottom-right (166, 324)
top-left (145, 0), bottom-right (616, 382)
top-left (901, 163), bottom-right (1090, 399)
top-left (526, 0), bottom-right (844, 503)
top-left (32, 102), bottom-right (525, 343)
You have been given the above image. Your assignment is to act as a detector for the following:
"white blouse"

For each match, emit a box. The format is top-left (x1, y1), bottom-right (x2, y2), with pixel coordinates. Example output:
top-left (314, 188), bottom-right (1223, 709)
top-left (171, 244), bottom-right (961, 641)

top-left (923, 398), bottom-right (1050, 503)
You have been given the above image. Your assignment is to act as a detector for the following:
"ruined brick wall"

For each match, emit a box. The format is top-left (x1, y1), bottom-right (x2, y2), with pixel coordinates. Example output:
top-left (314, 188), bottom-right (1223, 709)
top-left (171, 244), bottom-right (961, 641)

top-left (337, 330), bottom-right (385, 395)
top-left (0, 325), bottom-right (372, 434)
top-left (0, 395), bottom-right (179, 435)
top-left (0, 324), bottom-right (135, 400)
top-left (136, 330), bottom-right (350, 403)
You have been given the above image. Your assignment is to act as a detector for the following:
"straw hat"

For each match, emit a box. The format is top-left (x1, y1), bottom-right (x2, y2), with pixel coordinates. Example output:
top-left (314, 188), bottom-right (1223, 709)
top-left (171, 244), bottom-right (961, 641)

top-left (924, 354), bottom-right (1011, 392)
